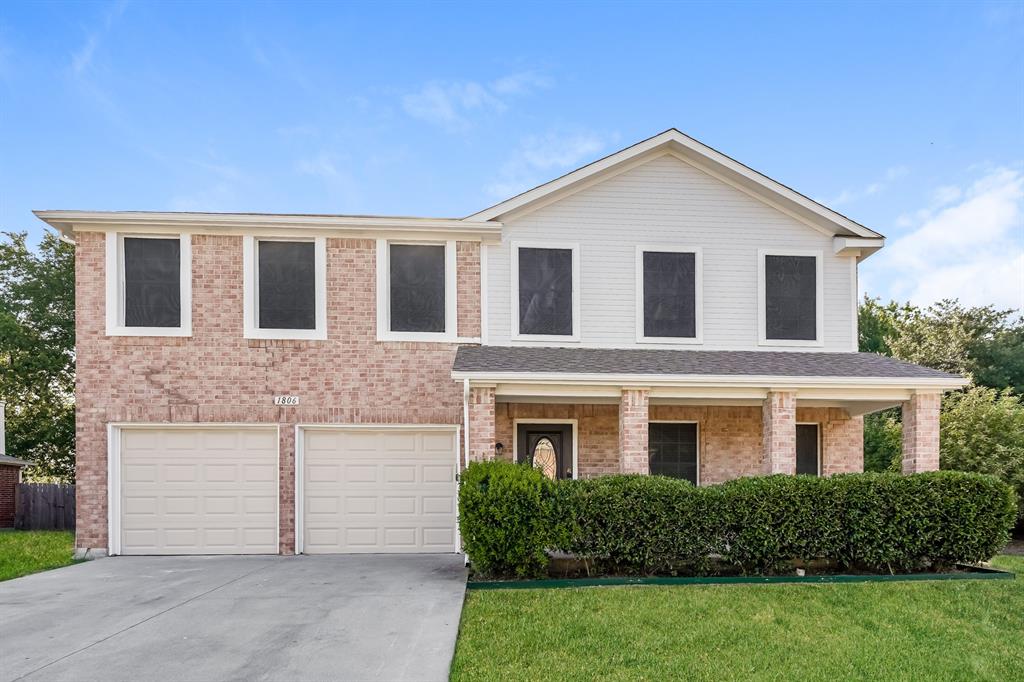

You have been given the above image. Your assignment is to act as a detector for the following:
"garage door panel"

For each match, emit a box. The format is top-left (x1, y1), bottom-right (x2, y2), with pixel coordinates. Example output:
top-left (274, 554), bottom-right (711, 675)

top-left (302, 428), bottom-right (457, 554)
top-left (120, 427), bottom-right (278, 555)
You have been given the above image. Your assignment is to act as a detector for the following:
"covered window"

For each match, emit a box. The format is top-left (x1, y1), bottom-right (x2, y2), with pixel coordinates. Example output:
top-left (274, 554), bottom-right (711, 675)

top-left (641, 250), bottom-right (697, 339)
top-left (516, 246), bottom-right (575, 337)
top-left (258, 241), bottom-right (316, 329)
top-left (649, 422), bottom-right (698, 484)
top-left (243, 236), bottom-right (326, 340)
top-left (763, 253), bottom-right (820, 342)
top-left (105, 233), bottom-right (191, 336)
top-left (796, 424), bottom-right (820, 476)
top-left (389, 244), bottom-right (446, 333)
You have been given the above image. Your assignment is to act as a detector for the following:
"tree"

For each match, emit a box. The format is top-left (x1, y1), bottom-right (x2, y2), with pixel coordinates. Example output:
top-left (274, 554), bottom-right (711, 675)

top-left (0, 231), bottom-right (75, 481)
top-left (940, 387), bottom-right (1024, 520)
top-left (858, 296), bottom-right (914, 356)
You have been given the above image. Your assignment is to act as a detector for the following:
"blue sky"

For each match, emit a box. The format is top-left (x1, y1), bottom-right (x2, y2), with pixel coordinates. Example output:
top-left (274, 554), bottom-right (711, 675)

top-left (2, 1), bottom-right (1022, 311)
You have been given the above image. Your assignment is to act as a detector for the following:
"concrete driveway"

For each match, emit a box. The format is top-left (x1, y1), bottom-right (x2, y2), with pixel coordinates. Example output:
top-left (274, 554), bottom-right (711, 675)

top-left (0, 554), bottom-right (467, 682)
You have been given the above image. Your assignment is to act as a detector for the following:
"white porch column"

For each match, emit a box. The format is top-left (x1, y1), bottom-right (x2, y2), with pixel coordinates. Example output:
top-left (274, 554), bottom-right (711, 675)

top-left (619, 388), bottom-right (650, 474)
top-left (902, 392), bottom-right (941, 474)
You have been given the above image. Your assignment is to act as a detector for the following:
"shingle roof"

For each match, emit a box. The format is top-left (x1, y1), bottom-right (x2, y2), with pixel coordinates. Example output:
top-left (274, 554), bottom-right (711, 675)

top-left (0, 454), bottom-right (33, 467)
top-left (452, 346), bottom-right (961, 380)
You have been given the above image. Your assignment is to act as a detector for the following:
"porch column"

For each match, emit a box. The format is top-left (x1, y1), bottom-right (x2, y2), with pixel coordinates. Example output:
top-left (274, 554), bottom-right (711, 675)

top-left (902, 392), bottom-right (940, 474)
top-left (762, 390), bottom-right (796, 474)
top-left (619, 388), bottom-right (650, 474)
top-left (468, 385), bottom-right (496, 462)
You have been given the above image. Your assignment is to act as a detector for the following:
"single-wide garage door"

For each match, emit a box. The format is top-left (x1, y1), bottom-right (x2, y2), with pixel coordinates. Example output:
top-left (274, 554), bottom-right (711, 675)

top-left (120, 427), bottom-right (278, 555)
top-left (302, 427), bottom-right (458, 553)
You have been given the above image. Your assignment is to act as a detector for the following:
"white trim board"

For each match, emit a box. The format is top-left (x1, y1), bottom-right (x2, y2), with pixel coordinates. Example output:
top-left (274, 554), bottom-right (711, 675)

top-left (511, 418), bottom-right (579, 481)
top-left (105, 232), bottom-right (192, 337)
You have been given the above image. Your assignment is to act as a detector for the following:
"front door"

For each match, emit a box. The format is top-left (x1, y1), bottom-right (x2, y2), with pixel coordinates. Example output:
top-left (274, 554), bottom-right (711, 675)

top-left (516, 423), bottom-right (574, 480)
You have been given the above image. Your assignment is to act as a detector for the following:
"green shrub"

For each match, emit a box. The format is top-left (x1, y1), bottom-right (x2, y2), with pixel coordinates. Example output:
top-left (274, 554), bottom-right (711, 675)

top-left (459, 466), bottom-right (1017, 577)
top-left (458, 460), bottom-right (568, 578)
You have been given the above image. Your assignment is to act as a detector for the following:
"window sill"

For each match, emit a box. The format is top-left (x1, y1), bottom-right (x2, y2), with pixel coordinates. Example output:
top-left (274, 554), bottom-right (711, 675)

top-left (106, 326), bottom-right (191, 338)
top-left (636, 335), bottom-right (703, 345)
top-left (757, 338), bottom-right (824, 348)
top-left (377, 331), bottom-right (459, 343)
top-left (512, 333), bottom-right (581, 343)
top-left (244, 328), bottom-right (327, 341)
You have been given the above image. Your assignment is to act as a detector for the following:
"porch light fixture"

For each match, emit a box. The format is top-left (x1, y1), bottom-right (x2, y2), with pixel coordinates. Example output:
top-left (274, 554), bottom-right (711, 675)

top-left (495, 442), bottom-right (504, 457)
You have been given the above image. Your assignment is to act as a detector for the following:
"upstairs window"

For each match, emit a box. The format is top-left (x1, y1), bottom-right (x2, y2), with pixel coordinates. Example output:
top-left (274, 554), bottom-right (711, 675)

top-left (105, 233), bottom-right (191, 336)
top-left (759, 250), bottom-right (823, 345)
top-left (637, 247), bottom-right (702, 342)
top-left (513, 243), bottom-right (579, 340)
top-left (244, 236), bottom-right (326, 340)
top-left (376, 240), bottom-right (456, 341)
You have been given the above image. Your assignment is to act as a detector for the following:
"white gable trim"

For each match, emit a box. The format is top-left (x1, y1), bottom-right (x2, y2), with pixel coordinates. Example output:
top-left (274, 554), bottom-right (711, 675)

top-left (467, 129), bottom-right (881, 240)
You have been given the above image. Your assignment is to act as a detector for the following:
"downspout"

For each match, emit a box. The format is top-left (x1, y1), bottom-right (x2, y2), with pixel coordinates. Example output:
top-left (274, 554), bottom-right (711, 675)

top-left (462, 379), bottom-right (471, 469)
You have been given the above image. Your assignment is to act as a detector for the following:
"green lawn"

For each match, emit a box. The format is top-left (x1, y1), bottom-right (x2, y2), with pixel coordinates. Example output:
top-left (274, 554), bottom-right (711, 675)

top-left (0, 530), bottom-right (76, 582)
top-left (452, 555), bottom-right (1024, 681)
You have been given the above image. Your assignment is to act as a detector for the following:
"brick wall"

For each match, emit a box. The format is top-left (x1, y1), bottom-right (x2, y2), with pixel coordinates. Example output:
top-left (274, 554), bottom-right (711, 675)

top-left (618, 389), bottom-right (650, 474)
top-left (467, 386), bottom-right (496, 462)
top-left (494, 402), bottom-right (865, 483)
top-left (75, 231), bottom-right (480, 553)
top-left (0, 465), bottom-right (19, 528)
top-left (902, 392), bottom-right (941, 474)
top-left (762, 391), bottom-right (797, 474)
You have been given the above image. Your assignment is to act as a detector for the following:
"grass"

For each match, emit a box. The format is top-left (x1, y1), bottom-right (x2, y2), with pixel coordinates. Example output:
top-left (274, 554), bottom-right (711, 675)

top-left (451, 555), bottom-right (1024, 681)
top-left (0, 530), bottom-right (76, 582)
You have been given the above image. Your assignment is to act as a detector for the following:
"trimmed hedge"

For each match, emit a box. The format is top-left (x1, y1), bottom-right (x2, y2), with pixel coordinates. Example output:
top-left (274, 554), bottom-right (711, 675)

top-left (459, 462), bottom-right (1018, 578)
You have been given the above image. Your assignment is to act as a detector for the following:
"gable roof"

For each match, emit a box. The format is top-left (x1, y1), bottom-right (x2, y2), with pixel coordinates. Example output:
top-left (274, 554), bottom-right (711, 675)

top-left (466, 129), bottom-right (883, 240)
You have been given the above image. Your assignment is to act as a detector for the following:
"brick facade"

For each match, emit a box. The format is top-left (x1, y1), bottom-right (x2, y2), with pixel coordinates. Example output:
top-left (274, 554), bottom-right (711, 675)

top-left (618, 389), bottom-right (650, 474)
top-left (762, 391), bottom-right (797, 474)
top-left (74, 232), bottom-right (480, 554)
top-left (902, 392), bottom-right (941, 474)
top-left (0, 465), bottom-right (19, 528)
top-left (467, 386), bottom-right (496, 462)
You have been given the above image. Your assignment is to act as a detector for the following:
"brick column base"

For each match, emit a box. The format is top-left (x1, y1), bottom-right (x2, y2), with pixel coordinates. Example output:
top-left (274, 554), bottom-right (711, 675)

top-left (902, 392), bottom-right (940, 474)
top-left (468, 385), bottom-right (496, 462)
top-left (619, 388), bottom-right (650, 474)
top-left (763, 391), bottom-right (796, 474)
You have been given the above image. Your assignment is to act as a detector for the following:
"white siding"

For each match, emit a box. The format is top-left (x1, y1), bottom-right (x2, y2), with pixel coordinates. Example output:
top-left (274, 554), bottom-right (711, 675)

top-left (486, 153), bottom-right (857, 351)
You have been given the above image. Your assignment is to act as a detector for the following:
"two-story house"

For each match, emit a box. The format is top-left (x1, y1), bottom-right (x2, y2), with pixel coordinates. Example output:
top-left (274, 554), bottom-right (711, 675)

top-left (37, 129), bottom-right (965, 559)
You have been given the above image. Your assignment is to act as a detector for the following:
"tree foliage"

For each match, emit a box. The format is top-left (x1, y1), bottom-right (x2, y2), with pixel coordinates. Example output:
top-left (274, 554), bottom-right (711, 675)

top-left (0, 231), bottom-right (75, 482)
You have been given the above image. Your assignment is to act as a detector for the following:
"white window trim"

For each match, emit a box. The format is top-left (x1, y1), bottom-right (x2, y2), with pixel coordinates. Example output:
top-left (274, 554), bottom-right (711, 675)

top-left (243, 235), bottom-right (327, 340)
top-left (796, 421), bottom-right (822, 476)
top-left (757, 248), bottom-right (824, 347)
top-left (105, 232), bottom-right (192, 337)
top-left (649, 420), bottom-right (701, 486)
top-left (511, 418), bottom-right (579, 480)
top-left (375, 239), bottom-right (458, 342)
top-left (510, 240), bottom-right (581, 343)
top-left (635, 245), bottom-right (703, 345)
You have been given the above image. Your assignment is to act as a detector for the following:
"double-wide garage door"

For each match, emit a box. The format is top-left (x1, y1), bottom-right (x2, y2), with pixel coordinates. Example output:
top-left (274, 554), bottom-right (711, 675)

top-left (301, 427), bottom-right (458, 553)
top-left (117, 425), bottom-right (458, 555)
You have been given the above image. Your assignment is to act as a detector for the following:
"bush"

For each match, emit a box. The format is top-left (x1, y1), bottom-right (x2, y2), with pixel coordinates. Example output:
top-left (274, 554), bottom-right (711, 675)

top-left (459, 466), bottom-right (1017, 577)
top-left (458, 460), bottom-right (568, 578)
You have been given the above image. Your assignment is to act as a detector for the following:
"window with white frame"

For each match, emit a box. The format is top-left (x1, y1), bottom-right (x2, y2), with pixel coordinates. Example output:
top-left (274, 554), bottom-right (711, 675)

top-left (243, 236), bottom-right (327, 340)
top-left (105, 232), bottom-right (192, 336)
top-left (649, 422), bottom-right (699, 484)
top-left (796, 423), bottom-right (821, 476)
top-left (636, 246), bottom-right (702, 343)
top-left (376, 240), bottom-right (456, 340)
top-left (512, 243), bottom-right (579, 340)
top-left (759, 249), bottom-right (823, 345)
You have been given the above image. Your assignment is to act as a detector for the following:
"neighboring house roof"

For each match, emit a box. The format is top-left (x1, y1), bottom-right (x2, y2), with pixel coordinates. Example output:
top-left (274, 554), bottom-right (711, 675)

top-left (466, 129), bottom-right (884, 244)
top-left (0, 454), bottom-right (33, 467)
top-left (452, 346), bottom-right (964, 388)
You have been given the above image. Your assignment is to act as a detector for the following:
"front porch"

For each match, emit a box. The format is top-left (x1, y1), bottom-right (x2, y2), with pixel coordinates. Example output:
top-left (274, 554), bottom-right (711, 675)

top-left (455, 347), bottom-right (964, 481)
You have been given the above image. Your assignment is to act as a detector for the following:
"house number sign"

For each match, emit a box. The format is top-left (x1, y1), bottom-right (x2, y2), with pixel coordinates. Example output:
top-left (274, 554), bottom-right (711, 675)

top-left (273, 395), bottom-right (300, 406)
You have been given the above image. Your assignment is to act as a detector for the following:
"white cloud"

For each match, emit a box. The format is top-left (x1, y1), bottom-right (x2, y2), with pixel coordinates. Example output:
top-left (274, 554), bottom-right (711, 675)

top-left (401, 71), bottom-right (552, 132)
top-left (864, 166), bottom-right (1024, 312)
top-left (69, 0), bottom-right (127, 75)
top-left (484, 131), bottom-right (611, 199)
top-left (829, 165), bottom-right (909, 207)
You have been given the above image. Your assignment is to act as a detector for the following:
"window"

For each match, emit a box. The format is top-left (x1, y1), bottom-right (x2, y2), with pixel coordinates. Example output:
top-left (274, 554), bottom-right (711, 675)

top-left (649, 422), bottom-right (699, 484)
top-left (376, 240), bottom-right (456, 341)
top-left (105, 233), bottom-right (191, 336)
top-left (636, 246), bottom-right (702, 343)
top-left (758, 250), bottom-right (823, 345)
top-left (512, 243), bottom-right (579, 340)
top-left (796, 423), bottom-right (820, 476)
top-left (243, 236), bottom-right (327, 340)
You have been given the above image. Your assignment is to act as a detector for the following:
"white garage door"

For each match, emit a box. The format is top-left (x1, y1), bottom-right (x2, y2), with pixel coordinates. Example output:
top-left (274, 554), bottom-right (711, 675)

top-left (119, 427), bottom-right (278, 555)
top-left (301, 427), bottom-right (458, 554)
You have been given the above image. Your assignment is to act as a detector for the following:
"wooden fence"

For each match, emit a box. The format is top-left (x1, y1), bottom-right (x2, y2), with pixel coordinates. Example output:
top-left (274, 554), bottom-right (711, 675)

top-left (15, 483), bottom-right (75, 531)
